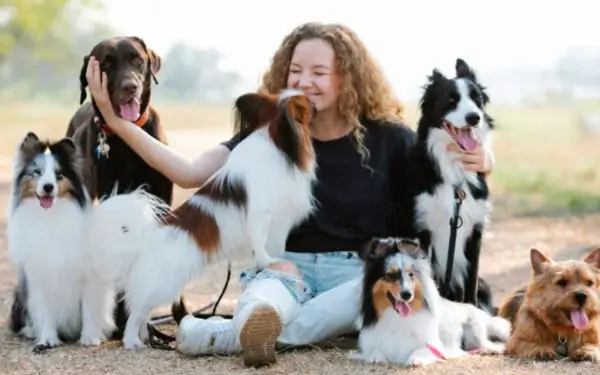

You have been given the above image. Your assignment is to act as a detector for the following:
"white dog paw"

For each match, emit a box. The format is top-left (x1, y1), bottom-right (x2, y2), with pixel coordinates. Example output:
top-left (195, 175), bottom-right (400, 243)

top-left (79, 335), bottom-right (103, 346)
top-left (123, 336), bottom-right (146, 350)
top-left (32, 337), bottom-right (62, 354)
top-left (408, 354), bottom-right (441, 367)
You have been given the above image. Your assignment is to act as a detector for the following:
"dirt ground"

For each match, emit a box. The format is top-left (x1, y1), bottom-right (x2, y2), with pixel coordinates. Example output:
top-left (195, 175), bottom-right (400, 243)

top-left (1, 129), bottom-right (600, 374)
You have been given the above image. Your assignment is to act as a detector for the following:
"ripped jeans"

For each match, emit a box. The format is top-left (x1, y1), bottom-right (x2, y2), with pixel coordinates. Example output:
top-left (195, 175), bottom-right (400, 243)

top-left (236, 251), bottom-right (364, 347)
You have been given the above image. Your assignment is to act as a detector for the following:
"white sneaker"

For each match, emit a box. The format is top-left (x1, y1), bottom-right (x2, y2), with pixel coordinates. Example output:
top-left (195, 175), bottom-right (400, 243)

top-left (175, 315), bottom-right (241, 356)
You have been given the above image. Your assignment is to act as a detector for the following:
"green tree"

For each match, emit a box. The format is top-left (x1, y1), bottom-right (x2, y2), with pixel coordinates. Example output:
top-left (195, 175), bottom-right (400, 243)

top-left (0, 0), bottom-right (102, 65)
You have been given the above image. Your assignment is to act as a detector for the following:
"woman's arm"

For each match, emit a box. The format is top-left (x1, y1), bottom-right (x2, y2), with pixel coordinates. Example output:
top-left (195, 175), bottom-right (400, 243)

top-left (85, 55), bottom-right (230, 189)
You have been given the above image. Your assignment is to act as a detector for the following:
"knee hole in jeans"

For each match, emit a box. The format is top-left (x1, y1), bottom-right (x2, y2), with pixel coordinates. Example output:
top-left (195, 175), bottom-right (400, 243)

top-left (266, 260), bottom-right (304, 294)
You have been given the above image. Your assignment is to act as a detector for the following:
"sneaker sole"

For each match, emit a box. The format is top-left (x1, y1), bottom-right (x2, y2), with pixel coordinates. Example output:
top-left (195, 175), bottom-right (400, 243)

top-left (239, 305), bottom-right (282, 368)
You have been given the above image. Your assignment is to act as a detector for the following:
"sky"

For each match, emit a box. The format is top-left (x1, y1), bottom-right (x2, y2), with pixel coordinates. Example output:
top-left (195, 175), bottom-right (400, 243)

top-left (100, 0), bottom-right (598, 100)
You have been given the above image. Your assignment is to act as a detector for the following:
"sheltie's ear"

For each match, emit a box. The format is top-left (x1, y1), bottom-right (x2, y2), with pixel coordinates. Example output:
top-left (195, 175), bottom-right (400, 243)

top-left (396, 238), bottom-right (426, 259)
top-left (360, 237), bottom-right (396, 261)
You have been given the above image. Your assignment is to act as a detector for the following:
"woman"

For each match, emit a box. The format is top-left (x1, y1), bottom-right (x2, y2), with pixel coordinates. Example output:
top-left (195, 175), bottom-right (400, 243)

top-left (85, 22), bottom-right (494, 367)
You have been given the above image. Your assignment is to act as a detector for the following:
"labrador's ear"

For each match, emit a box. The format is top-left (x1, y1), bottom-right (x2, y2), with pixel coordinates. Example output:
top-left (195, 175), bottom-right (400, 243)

top-left (79, 54), bottom-right (90, 104)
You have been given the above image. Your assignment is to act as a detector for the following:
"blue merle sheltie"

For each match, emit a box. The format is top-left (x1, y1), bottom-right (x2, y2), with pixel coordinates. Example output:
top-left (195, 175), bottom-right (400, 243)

top-left (7, 132), bottom-right (112, 353)
top-left (410, 58), bottom-right (496, 313)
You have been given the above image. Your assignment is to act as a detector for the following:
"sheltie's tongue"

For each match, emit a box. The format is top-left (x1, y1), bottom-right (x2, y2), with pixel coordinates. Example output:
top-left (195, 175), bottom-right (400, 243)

top-left (120, 99), bottom-right (140, 122)
top-left (39, 196), bottom-right (54, 209)
top-left (394, 300), bottom-right (411, 317)
top-left (571, 309), bottom-right (589, 330)
top-left (443, 121), bottom-right (479, 151)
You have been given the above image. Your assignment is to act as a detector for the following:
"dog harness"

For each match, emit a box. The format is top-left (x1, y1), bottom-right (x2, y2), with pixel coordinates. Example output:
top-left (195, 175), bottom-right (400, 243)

top-left (94, 109), bottom-right (150, 159)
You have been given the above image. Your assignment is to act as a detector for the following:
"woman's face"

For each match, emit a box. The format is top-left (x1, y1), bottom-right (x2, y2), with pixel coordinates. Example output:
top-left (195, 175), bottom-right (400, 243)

top-left (287, 38), bottom-right (339, 113)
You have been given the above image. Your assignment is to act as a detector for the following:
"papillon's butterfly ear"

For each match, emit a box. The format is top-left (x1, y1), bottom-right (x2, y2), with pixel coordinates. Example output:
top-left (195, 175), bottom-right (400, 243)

top-left (278, 89), bottom-right (313, 130)
top-left (360, 237), bottom-right (396, 261)
top-left (233, 91), bottom-right (279, 139)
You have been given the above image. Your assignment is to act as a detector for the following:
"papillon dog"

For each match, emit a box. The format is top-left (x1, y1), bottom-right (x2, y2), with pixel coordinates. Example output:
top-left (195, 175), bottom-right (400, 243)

top-left (6, 132), bottom-right (100, 353)
top-left (351, 237), bottom-right (510, 367)
top-left (81, 88), bottom-right (318, 349)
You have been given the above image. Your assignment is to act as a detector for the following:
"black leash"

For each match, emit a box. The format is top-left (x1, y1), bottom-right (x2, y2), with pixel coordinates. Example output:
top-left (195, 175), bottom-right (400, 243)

top-left (442, 185), bottom-right (465, 296)
top-left (146, 261), bottom-right (233, 350)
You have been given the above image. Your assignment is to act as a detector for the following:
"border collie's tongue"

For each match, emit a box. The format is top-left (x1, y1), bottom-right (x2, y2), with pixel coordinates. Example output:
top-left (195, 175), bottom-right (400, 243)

top-left (571, 309), bottom-right (589, 330)
top-left (456, 128), bottom-right (478, 151)
top-left (444, 122), bottom-right (479, 151)
top-left (394, 300), bottom-right (411, 317)
top-left (39, 196), bottom-right (53, 209)
top-left (120, 100), bottom-right (140, 122)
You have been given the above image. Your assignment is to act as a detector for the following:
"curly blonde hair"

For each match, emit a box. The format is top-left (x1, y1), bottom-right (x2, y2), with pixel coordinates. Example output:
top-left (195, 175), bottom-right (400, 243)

top-left (260, 22), bottom-right (405, 163)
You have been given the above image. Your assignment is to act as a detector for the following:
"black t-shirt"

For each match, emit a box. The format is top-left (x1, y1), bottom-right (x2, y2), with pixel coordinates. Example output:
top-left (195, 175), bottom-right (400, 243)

top-left (221, 117), bottom-right (416, 253)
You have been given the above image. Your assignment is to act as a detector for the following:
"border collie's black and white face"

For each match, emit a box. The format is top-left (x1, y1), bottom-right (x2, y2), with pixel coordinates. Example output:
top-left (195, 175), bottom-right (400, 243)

top-left (13, 132), bottom-right (87, 210)
top-left (418, 58), bottom-right (493, 152)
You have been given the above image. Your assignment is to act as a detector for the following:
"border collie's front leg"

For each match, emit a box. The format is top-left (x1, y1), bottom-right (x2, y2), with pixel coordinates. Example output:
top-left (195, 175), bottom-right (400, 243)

top-left (463, 226), bottom-right (483, 306)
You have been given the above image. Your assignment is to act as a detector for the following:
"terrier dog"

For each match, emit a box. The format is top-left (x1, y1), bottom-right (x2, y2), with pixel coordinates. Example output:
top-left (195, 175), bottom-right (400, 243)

top-left (351, 237), bottom-right (510, 367)
top-left (501, 247), bottom-right (600, 361)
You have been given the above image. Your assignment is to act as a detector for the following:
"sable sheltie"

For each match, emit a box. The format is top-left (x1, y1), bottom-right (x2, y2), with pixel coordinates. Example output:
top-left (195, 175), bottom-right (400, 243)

top-left (351, 237), bottom-right (510, 367)
top-left (6, 132), bottom-right (104, 353)
top-left (82, 88), bottom-right (318, 349)
top-left (410, 58), bottom-right (495, 311)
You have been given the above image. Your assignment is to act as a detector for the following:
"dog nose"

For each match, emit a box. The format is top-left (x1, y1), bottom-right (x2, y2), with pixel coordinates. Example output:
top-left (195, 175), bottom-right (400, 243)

top-left (465, 112), bottom-right (480, 126)
top-left (42, 183), bottom-right (54, 194)
top-left (574, 291), bottom-right (588, 306)
top-left (400, 291), bottom-right (412, 301)
top-left (122, 81), bottom-right (138, 94)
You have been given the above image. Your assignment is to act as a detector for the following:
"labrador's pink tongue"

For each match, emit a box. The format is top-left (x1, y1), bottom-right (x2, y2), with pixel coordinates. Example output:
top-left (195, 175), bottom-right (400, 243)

top-left (395, 301), bottom-right (411, 317)
top-left (457, 128), bottom-right (478, 151)
top-left (571, 309), bottom-right (589, 330)
top-left (39, 196), bottom-right (53, 209)
top-left (120, 100), bottom-right (140, 121)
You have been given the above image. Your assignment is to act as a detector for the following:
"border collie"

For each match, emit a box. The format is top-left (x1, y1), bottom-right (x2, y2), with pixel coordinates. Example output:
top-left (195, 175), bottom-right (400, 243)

top-left (81, 88), bottom-right (318, 349)
top-left (410, 58), bottom-right (495, 311)
top-left (350, 237), bottom-right (509, 367)
top-left (6, 132), bottom-right (102, 353)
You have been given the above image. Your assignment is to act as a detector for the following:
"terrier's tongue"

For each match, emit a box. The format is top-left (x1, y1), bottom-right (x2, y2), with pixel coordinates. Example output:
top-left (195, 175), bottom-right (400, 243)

top-left (394, 301), bottom-right (411, 317)
top-left (120, 100), bottom-right (140, 122)
top-left (571, 309), bottom-right (589, 330)
top-left (39, 196), bottom-right (53, 209)
top-left (457, 128), bottom-right (478, 151)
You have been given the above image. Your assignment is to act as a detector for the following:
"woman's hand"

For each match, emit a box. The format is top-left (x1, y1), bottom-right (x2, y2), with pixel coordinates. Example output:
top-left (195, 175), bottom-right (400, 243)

top-left (85, 56), bottom-right (118, 124)
top-left (447, 143), bottom-right (494, 174)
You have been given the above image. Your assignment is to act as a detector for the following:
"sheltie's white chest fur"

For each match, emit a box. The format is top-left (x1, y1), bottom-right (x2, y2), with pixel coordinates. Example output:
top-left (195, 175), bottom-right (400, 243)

top-left (355, 308), bottom-right (443, 366)
top-left (414, 129), bottom-right (490, 289)
top-left (7, 198), bottom-right (89, 340)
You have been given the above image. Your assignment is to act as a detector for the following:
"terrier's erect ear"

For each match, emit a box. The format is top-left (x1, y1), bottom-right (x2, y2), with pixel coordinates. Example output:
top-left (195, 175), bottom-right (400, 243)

top-left (530, 248), bottom-right (552, 276)
top-left (583, 247), bottom-right (600, 269)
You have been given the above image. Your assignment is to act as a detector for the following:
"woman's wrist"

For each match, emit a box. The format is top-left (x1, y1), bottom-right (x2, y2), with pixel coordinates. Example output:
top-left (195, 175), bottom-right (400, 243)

top-left (483, 149), bottom-right (495, 174)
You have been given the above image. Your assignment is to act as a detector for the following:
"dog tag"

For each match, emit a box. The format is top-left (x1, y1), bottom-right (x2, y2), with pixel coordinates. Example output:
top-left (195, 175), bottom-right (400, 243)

top-left (96, 132), bottom-right (110, 159)
top-left (556, 337), bottom-right (568, 357)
